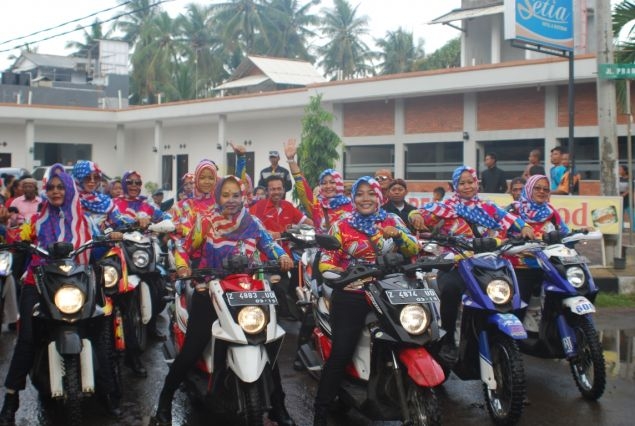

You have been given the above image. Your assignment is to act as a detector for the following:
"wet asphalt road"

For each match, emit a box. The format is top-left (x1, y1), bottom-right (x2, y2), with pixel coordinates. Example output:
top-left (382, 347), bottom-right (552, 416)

top-left (0, 308), bottom-right (633, 426)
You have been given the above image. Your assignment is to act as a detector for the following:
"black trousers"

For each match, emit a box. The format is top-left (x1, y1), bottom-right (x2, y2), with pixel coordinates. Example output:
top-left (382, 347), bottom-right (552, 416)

top-left (160, 289), bottom-right (286, 399)
top-left (314, 290), bottom-right (370, 409)
top-left (437, 269), bottom-right (465, 341)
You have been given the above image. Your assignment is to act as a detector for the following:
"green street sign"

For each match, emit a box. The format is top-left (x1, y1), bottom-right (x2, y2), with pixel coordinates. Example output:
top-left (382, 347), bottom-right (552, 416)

top-left (599, 63), bottom-right (635, 79)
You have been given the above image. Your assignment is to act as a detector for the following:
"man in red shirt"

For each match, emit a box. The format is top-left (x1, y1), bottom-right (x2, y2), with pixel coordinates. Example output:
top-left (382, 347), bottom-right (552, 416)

top-left (250, 175), bottom-right (312, 318)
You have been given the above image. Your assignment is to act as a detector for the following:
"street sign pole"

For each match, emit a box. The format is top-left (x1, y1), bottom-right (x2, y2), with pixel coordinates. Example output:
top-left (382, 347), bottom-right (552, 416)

top-left (627, 81), bottom-right (634, 244)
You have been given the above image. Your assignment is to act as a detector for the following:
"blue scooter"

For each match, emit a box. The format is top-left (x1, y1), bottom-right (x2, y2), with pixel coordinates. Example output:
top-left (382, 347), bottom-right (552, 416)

top-left (430, 234), bottom-right (528, 426)
top-left (508, 229), bottom-right (606, 401)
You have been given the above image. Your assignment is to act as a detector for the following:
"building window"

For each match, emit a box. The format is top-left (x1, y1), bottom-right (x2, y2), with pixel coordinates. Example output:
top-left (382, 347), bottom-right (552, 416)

top-left (343, 145), bottom-right (393, 180)
top-left (405, 142), bottom-right (462, 180)
top-left (557, 137), bottom-right (599, 180)
top-left (480, 139), bottom-right (544, 180)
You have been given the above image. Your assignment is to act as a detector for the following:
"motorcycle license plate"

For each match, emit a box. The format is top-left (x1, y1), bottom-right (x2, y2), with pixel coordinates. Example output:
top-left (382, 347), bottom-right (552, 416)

top-left (385, 288), bottom-right (439, 305)
top-left (226, 291), bottom-right (278, 306)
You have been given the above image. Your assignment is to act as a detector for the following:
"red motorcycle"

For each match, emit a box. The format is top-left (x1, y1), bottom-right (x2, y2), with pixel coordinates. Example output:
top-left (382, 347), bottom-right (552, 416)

top-left (298, 252), bottom-right (453, 425)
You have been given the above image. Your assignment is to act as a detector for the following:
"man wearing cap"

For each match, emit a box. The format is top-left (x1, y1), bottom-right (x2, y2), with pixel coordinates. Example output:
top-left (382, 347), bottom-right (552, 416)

top-left (150, 189), bottom-right (164, 210)
top-left (8, 177), bottom-right (41, 220)
top-left (258, 151), bottom-right (293, 196)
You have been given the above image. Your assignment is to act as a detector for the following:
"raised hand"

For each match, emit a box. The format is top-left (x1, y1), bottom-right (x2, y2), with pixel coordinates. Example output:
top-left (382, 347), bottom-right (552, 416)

top-left (283, 138), bottom-right (297, 159)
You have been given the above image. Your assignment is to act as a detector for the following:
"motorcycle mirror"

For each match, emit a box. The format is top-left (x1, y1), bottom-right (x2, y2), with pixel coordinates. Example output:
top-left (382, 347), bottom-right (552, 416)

top-left (148, 219), bottom-right (176, 233)
top-left (49, 242), bottom-right (74, 258)
top-left (378, 252), bottom-right (405, 267)
top-left (222, 254), bottom-right (250, 272)
top-left (542, 231), bottom-right (561, 245)
top-left (472, 237), bottom-right (498, 253)
top-left (315, 234), bottom-right (341, 250)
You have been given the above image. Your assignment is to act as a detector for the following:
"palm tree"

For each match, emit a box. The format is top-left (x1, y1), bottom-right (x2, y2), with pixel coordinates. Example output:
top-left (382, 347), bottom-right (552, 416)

top-left (612, 1), bottom-right (635, 111)
top-left (265, 0), bottom-right (319, 60)
top-left (211, 0), bottom-right (274, 54)
top-left (113, 0), bottom-right (162, 45)
top-left (317, 0), bottom-right (374, 79)
top-left (375, 28), bottom-right (424, 75)
top-left (65, 19), bottom-right (108, 59)
top-left (415, 37), bottom-right (460, 71)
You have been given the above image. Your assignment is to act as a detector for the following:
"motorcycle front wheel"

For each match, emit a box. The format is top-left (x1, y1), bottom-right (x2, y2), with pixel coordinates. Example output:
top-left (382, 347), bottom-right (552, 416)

top-left (127, 290), bottom-right (148, 352)
top-left (482, 334), bottom-right (525, 426)
top-left (406, 380), bottom-right (441, 426)
top-left (569, 316), bottom-right (606, 400)
top-left (239, 382), bottom-right (264, 426)
top-left (61, 355), bottom-right (83, 426)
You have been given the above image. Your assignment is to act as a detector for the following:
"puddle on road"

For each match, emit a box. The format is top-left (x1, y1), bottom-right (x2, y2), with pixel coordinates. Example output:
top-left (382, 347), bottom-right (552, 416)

top-left (599, 327), bottom-right (635, 382)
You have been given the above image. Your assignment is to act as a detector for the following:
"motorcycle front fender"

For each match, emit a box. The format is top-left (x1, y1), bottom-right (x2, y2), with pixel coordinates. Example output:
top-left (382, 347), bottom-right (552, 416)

top-left (487, 313), bottom-right (527, 340)
top-left (398, 347), bottom-right (445, 387)
top-left (54, 329), bottom-right (83, 355)
top-left (562, 296), bottom-right (595, 315)
top-left (226, 345), bottom-right (269, 384)
top-left (140, 281), bottom-right (152, 324)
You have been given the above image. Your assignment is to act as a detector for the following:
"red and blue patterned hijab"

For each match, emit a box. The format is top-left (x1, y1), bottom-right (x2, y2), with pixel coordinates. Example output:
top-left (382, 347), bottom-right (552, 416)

top-left (36, 164), bottom-right (91, 263)
top-left (318, 169), bottom-right (351, 209)
top-left (72, 160), bottom-right (113, 214)
top-left (347, 176), bottom-right (387, 236)
top-left (514, 174), bottom-right (555, 223)
top-left (211, 175), bottom-right (258, 241)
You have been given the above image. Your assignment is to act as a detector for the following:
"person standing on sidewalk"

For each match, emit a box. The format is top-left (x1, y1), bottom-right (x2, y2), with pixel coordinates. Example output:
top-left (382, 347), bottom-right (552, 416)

top-left (480, 152), bottom-right (507, 193)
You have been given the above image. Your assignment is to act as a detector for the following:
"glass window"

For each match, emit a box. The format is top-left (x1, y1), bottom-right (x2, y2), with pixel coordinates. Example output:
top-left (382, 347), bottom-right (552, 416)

top-left (343, 145), bottom-right (393, 180)
top-left (557, 137), bottom-right (599, 180)
top-left (480, 139), bottom-right (544, 180)
top-left (405, 142), bottom-right (462, 180)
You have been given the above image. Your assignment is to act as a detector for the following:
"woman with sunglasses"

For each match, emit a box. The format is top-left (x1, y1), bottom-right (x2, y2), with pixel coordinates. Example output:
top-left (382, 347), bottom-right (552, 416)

top-left (153, 175), bottom-right (295, 426)
top-left (0, 164), bottom-right (121, 424)
top-left (72, 160), bottom-right (133, 238)
top-left (408, 166), bottom-right (534, 362)
top-left (313, 176), bottom-right (418, 425)
top-left (506, 174), bottom-right (570, 307)
top-left (112, 170), bottom-right (171, 377)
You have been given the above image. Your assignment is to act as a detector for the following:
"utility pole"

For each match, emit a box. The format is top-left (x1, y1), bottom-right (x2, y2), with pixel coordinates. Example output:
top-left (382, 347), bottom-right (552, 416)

top-left (596, 0), bottom-right (619, 196)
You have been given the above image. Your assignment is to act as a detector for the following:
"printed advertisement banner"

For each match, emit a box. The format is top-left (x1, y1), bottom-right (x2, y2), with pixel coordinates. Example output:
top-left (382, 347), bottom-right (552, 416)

top-left (407, 193), bottom-right (623, 236)
top-left (504, 0), bottom-right (574, 51)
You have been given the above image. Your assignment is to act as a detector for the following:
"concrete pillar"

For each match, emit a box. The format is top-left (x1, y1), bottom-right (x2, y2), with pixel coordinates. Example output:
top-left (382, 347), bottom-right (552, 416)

top-left (25, 119), bottom-right (34, 170)
top-left (394, 99), bottom-right (405, 178)
top-left (115, 124), bottom-right (125, 171)
top-left (154, 120), bottom-right (162, 189)
top-left (544, 86), bottom-right (559, 174)
top-left (463, 93), bottom-right (477, 167)
top-left (491, 16), bottom-right (501, 64)
top-left (218, 114), bottom-right (226, 173)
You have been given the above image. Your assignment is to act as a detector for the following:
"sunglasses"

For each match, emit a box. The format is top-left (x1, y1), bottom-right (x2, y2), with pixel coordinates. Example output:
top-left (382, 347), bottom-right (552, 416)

top-left (375, 175), bottom-right (390, 182)
top-left (46, 184), bottom-right (65, 191)
top-left (126, 179), bottom-right (142, 186)
top-left (533, 185), bottom-right (550, 193)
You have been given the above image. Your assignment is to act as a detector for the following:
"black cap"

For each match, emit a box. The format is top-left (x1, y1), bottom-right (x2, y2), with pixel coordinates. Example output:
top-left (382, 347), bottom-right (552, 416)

top-left (152, 189), bottom-right (164, 196)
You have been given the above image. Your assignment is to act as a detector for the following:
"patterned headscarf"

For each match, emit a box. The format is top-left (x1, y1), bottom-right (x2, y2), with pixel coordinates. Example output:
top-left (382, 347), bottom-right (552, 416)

top-left (424, 165), bottom-right (500, 229)
top-left (121, 170), bottom-right (146, 201)
top-left (72, 160), bottom-right (113, 214)
top-left (211, 175), bottom-right (258, 240)
top-left (193, 159), bottom-right (218, 200)
top-left (36, 164), bottom-right (92, 264)
top-left (514, 174), bottom-right (555, 223)
top-left (347, 176), bottom-right (387, 235)
top-left (318, 169), bottom-right (351, 209)
top-left (181, 172), bottom-right (195, 199)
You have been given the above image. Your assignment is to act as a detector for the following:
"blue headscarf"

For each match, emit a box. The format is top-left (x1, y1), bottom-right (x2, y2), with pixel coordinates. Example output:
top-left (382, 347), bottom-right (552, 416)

top-left (72, 160), bottom-right (113, 214)
top-left (347, 176), bottom-right (387, 235)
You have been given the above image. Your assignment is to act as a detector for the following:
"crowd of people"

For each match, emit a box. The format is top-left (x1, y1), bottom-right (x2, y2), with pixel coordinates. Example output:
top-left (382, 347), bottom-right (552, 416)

top-left (0, 139), bottom-right (627, 425)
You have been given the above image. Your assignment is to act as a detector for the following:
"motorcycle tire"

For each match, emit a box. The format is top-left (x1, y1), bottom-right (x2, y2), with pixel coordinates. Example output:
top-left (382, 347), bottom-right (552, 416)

top-left (569, 315), bottom-right (606, 400)
top-left (240, 382), bottom-right (264, 426)
top-left (482, 334), bottom-right (525, 426)
top-left (61, 355), bottom-right (83, 426)
top-left (406, 380), bottom-right (441, 426)
top-left (127, 290), bottom-right (148, 352)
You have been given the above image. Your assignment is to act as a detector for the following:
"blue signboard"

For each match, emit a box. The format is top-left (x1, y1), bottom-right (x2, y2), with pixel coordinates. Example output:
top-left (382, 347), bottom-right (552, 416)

top-left (504, 0), bottom-right (574, 51)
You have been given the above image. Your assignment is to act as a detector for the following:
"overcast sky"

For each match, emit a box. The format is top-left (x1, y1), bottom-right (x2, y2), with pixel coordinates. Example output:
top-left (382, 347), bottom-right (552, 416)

top-left (0, 0), bottom-right (462, 70)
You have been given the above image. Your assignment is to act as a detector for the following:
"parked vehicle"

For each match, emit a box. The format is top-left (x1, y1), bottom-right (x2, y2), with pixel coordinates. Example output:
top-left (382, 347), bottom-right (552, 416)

top-left (164, 255), bottom-right (285, 426)
top-left (508, 229), bottom-right (606, 400)
top-left (427, 234), bottom-right (528, 426)
top-left (1, 238), bottom-right (116, 426)
top-left (0, 246), bottom-right (18, 327)
top-left (298, 250), bottom-right (454, 425)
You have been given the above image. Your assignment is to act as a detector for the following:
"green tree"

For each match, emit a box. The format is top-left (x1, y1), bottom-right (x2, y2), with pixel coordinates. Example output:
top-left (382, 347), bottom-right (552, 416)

top-left (297, 94), bottom-right (342, 188)
top-left (317, 0), bottom-right (374, 79)
top-left (265, 0), bottom-right (319, 60)
top-left (415, 37), bottom-right (460, 71)
top-left (212, 0), bottom-right (274, 54)
top-left (114, 0), bottom-right (162, 45)
top-left (612, 0), bottom-right (635, 112)
top-left (65, 19), bottom-right (108, 58)
top-left (376, 28), bottom-right (424, 75)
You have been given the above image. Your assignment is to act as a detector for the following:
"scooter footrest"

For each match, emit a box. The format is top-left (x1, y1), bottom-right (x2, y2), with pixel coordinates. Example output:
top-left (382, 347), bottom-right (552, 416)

top-left (298, 344), bottom-right (323, 371)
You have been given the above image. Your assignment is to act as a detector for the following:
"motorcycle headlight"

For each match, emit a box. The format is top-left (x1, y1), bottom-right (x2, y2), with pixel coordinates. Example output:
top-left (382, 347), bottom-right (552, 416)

top-left (54, 286), bottom-right (85, 314)
top-left (486, 280), bottom-right (512, 305)
top-left (0, 252), bottom-right (11, 273)
top-left (399, 304), bottom-right (429, 335)
top-left (132, 250), bottom-right (150, 268)
top-left (103, 265), bottom-right (119, 288)
top-left (237, 306), bottom-right (267, 334)
top-left (566, 266), bottom-right (585, 288)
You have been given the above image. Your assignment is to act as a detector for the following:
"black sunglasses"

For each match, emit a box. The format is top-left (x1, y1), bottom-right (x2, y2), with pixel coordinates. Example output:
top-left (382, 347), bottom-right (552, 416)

top-left (126, 179), bottom-right (142, 186)
top-left (46, 184), bottom-right (65, 191)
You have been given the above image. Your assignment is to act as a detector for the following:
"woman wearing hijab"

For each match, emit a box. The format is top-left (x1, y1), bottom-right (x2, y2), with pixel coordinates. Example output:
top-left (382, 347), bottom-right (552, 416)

top-left (506, 174), bottom-right (570, 306)
top-left (284, 139), bottom-right (352, 232)
top-left (152, 175), bottom-right (295, 426)
top-left (72, 160), bottom-right (132, 238)
top-left (408, 165), bottom-right (534, 362)
top-left (113, 170), bottom-right (170, 229)
top-left (312, 176), bottom-right (418, 426)
top-left (0, 164), bottom-right (120, 424)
